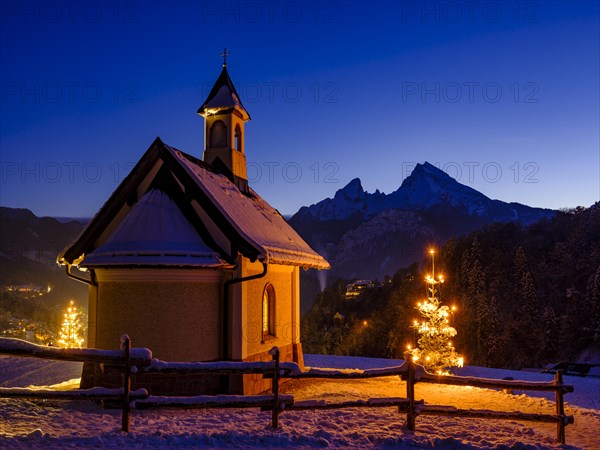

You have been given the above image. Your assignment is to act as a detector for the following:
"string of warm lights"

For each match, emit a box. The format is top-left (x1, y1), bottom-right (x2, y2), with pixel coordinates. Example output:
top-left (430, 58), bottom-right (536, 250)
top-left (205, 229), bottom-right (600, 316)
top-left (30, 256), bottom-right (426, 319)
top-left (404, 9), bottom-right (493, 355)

top-left (408, 248), bottom-right (464, 375)
top-left (57, 300), bottom-right (85, 348)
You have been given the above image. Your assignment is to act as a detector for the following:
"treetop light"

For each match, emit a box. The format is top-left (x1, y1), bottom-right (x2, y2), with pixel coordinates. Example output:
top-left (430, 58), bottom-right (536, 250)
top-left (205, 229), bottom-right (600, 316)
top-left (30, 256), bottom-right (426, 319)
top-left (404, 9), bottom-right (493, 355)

top-left (408, 247), bottom-right (464, 374)
top-left (57, 300), bottom-right (85, 349)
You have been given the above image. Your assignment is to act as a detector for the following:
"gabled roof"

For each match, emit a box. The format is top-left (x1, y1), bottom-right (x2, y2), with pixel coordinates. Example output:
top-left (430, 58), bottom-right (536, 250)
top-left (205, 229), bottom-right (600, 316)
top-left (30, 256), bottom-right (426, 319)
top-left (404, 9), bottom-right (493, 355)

top-left (58, 137), bottom-right (329, 270)
top-left (83, 188), bottom-right (227, 268)
top-left (197, 66), bottom-right (250, 120)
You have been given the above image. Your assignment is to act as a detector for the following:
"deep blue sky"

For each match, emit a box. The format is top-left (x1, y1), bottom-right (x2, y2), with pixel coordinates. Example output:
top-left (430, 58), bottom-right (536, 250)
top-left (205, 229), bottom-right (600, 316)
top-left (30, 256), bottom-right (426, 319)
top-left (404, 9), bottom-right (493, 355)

top-left (1, 0), bottom-right (598, 217)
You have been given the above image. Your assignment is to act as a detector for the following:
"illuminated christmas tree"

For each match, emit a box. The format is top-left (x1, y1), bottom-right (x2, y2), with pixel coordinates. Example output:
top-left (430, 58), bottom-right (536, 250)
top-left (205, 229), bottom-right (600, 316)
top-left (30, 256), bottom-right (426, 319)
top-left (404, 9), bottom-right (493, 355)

top-left (409, 248), bottom-right (464, 374)
top-left (57, 300), bottom-right (85, 348)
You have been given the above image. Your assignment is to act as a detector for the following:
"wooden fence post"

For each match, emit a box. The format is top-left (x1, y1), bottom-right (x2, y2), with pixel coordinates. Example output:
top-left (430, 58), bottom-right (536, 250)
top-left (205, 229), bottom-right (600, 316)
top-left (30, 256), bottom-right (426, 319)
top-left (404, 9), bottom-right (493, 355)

top-left (121, 336), bottom-right (131, 433)
top-left (271, 347), bottom-right (280, 429)
top-left (406, 356), bottom-right (416, 431)
top-left (554, 369), bottom-right (565, 444)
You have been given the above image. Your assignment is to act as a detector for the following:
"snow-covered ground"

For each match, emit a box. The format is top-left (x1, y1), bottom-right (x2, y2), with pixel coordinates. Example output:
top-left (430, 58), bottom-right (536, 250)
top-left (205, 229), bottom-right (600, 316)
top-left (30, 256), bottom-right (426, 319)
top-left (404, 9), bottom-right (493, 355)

top-left (1, 354), bottom-right (599, 449)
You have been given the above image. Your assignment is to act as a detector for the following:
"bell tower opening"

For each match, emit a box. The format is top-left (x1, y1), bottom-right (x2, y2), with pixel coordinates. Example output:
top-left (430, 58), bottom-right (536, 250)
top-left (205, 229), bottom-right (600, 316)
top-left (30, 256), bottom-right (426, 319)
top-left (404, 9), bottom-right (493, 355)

top-left (210, 120), bottom-right (227, 148)
top-left (234, 125), bottom-right (242, 152)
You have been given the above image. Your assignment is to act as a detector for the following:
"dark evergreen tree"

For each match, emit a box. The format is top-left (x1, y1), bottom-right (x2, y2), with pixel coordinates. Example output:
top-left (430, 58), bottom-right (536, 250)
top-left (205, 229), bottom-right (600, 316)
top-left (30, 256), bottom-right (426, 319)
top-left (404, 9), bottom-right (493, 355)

top-left (589, 265), bottom-right (600, 344)
top-left (458, 237), bottom-right (487, 364)
top-left (301, 204), bottom-right (600, 368)
top-left (540, 306), bottom-right (559, 361)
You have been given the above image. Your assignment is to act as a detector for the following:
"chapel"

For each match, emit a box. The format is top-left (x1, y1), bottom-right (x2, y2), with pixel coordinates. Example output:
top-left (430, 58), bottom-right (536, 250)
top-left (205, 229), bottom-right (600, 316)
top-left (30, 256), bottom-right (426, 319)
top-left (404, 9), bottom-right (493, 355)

top-left (58, 52), bottom-right (329, 395)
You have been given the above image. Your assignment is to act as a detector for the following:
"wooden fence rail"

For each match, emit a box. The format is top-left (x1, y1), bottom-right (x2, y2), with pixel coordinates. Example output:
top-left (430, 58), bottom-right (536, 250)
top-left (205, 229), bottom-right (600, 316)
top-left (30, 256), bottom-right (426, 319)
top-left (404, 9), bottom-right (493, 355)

top-left (397, 356), bottom-right (574, 444)
top-left (0, 336), bottom-right (150, 432)
top-left (0, 336), bottom-right (152, 365)
top-left (0, 386), bottom-right (147, 400)
top-left (0, 337), bottom-right (575, 444)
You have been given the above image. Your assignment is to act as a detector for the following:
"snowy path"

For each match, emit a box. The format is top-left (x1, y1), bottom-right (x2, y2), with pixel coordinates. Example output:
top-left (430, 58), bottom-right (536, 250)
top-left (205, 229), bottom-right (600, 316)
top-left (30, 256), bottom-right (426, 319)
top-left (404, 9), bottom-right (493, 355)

top-left (0, 354), bottom-right (599, 448)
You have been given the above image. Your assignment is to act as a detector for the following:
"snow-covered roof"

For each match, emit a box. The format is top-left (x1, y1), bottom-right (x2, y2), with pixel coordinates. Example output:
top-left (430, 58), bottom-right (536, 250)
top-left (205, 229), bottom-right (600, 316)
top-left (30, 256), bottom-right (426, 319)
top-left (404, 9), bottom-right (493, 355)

top-left (202, 85), bottom-right (244, 111)
top-left (82, 189), bottom-right (228, 268)
top-left (59, 138), bottom-right (329, 270)
top-left (169, 145), bottom-right (329, 268)
top-left (197, 66), bottom-right (250, 120)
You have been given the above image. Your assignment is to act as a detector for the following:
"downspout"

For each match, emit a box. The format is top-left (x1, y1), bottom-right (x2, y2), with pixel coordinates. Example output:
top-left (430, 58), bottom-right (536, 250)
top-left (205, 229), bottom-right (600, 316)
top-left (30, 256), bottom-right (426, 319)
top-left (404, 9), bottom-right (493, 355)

top-left (65, 263), bottom-right (97, 286)
top-left (65, 261), bottom-right (98, 356)
top-left (222, 261), bottom-right (268, 360)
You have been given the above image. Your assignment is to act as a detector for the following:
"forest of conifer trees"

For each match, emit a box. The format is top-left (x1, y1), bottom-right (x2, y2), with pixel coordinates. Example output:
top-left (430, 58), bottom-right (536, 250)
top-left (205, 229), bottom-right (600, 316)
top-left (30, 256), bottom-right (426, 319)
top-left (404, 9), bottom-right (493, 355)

top-left (302, 204), bottom-right (600, 369)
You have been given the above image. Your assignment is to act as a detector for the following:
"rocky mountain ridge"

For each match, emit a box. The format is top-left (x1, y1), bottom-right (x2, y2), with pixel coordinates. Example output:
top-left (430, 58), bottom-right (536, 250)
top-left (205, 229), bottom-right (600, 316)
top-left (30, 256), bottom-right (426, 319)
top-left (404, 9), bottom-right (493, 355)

top-left (290, 162), bottom-right (556, 281)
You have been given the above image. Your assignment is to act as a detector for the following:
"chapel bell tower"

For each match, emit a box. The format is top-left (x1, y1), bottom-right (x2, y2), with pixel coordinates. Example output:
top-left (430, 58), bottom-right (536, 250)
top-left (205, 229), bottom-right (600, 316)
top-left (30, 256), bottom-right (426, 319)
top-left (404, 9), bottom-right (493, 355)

top-left (197, 49), bottom-right (251, 191)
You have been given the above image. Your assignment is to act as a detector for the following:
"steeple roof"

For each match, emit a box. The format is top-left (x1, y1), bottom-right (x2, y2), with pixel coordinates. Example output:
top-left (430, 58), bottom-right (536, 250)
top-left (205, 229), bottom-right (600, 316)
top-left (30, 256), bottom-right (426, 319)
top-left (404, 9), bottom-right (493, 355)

top-left (197, 66), bottom-right (250, 121)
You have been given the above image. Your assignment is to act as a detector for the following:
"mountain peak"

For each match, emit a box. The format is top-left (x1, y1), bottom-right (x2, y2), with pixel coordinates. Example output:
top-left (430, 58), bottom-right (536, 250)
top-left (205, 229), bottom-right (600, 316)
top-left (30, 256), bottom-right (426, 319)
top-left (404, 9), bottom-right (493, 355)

top-left (394, 161), bottom-right (488, 213)
top-left (291, 178), bottom-right (367, 222)
top-left (404, 162), bottom-right (454, 185)
top-left (290, 161), bottom-right (555, 225)
top-left (335, 178), bottom-right (364, 200)
top-left (420, 161), bottom-right (438, 171)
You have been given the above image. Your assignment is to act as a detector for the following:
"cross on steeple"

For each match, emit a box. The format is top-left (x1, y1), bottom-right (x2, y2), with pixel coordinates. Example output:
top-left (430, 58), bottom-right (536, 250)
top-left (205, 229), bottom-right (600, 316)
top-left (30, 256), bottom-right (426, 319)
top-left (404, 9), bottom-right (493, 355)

top-left (220, 48), bottom-right (230, 67)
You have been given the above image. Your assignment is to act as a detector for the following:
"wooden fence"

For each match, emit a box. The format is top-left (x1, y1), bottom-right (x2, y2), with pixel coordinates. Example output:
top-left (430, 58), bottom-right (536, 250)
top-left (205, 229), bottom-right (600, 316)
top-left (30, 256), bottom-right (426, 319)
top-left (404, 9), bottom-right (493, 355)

top-left (0, 337), bottom-right (575, 444)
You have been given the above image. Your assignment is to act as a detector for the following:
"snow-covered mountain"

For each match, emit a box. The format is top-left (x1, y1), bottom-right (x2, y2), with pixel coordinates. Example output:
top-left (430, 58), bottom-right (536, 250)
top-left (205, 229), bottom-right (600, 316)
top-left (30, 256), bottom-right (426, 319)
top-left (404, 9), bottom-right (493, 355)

top-left (290, 162), bottom-right (556, 281)
top-left (293, 162), bottom-right (554, 224)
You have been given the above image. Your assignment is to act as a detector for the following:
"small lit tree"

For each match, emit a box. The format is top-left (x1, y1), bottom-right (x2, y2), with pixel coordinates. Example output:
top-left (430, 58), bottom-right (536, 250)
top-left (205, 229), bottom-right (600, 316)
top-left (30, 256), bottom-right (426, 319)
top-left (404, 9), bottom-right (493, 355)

top-left (409, 248), bottom-right (463, 374)
top-left (57, 300), bottom-right (85, 348)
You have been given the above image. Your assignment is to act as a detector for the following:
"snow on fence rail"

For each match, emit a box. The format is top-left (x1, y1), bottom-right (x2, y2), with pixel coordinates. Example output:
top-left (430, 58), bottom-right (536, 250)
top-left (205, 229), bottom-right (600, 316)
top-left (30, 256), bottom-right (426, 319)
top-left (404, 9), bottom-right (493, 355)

top-left (274, 356), bottom-right (574, 443)
top-left (0, 386), bottom-right (148, 400)
top-left (0, 337), bottom-right (575, 444)
top-left (0, 336), bottom-right (151, 431)
top-left (401, 356), bottom-right (574, 444)
top-left (0, 336), bottom-right (151, 365)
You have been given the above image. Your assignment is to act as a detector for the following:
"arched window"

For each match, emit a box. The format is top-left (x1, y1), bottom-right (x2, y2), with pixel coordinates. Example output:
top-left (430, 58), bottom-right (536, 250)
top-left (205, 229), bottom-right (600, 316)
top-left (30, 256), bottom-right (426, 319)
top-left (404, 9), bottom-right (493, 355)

top-left (209, 120), bottom-right (227, 147)
top-left (234, 125), bottom-right (242, 151)
top-left (262, 283), bottom-right (276, 338)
